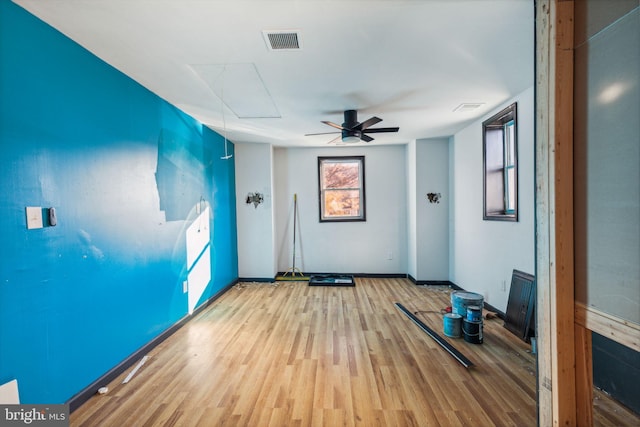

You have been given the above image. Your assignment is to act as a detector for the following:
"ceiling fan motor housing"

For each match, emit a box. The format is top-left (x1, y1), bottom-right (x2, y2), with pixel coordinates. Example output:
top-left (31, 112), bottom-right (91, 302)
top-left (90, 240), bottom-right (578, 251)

top-left (341, 110), bottom-right (361, 142)
top-left (342, 109), bottom-right (359, 128)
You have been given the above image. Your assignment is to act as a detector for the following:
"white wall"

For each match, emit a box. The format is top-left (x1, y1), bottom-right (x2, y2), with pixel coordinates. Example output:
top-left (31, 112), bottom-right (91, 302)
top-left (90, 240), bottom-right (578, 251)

top-left (234, 142), bottom-right (276, 279)
top-left (273, 145), bottom-right (407, 274)
top-left (415, 137), bottom-right (450, 281)
top-left (449, 86), bottom-right (535, 312)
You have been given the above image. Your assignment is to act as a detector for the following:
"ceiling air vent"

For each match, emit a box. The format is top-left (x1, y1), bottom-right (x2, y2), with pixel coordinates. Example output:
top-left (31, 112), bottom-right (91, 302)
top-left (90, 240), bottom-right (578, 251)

top-left (453, 103), bottom-right (485, 112)
top-left (263, 30), bottom-right (302, 51)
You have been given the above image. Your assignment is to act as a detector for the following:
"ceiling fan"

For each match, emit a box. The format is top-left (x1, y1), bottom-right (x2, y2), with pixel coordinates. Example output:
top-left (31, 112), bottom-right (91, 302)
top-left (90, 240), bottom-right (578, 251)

top-left (306, 110), bottom-right (399, 143)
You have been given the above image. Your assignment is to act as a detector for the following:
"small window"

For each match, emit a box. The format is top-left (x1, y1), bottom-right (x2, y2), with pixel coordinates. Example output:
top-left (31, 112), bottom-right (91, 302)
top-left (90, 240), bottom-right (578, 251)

top-left (483, 103), bottom-right (518, 221)
top-left (318, 156), bottom-right (365, 222)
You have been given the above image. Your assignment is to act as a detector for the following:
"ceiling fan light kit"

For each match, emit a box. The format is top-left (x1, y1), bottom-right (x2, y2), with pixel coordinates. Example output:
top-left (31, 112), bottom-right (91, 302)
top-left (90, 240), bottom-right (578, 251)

top-left (341, 133), bottom-right (361, 143)
top-left (306, 109), bottom-right (399, 144)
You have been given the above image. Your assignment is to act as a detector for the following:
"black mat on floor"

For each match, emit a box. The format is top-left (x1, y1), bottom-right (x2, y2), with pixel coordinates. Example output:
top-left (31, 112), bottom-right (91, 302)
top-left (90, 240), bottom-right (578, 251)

top-left (308, 274), bottom-right (355, 286)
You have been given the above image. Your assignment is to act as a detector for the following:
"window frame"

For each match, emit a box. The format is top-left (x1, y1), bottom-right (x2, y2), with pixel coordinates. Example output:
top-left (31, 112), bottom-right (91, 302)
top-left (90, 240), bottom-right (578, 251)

top-left (503, 119), bottom-right (516, 215)
top-left (318, 156), bottom-right (366, 222)
top-left (482, 103), bottom-right (518, 221)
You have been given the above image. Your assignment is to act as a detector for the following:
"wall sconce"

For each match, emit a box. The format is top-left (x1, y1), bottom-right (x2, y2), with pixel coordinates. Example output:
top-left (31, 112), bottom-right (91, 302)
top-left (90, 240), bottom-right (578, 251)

top-left (426, 192), bottom-right (442, 204)
top-left (246, 192), bottom-right (264, 209)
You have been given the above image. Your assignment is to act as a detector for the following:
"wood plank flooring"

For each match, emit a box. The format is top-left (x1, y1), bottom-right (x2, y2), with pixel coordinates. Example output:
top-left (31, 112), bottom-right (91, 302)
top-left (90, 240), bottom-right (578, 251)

top-left (70, 278), bottom-right (639, 426)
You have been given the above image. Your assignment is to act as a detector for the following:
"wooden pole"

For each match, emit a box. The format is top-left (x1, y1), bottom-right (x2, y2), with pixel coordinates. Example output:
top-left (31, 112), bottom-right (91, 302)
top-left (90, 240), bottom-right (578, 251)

top-left (535, 0), bottom-right (578, 425)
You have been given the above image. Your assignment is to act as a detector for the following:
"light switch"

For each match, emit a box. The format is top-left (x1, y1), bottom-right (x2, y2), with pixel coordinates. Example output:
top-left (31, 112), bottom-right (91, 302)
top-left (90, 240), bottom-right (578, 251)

top-left (26, 207), bottom-right (43, 229)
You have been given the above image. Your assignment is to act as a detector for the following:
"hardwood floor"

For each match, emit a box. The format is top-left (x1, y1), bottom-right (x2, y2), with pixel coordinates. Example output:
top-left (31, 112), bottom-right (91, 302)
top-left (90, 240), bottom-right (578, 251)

top-left (70, 278), bottom-right (639, 426)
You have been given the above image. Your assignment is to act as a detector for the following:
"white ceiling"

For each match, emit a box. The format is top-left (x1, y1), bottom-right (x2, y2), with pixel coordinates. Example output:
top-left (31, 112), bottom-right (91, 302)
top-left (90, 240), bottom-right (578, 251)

top-left (13, 0), bottom-right (534, 147)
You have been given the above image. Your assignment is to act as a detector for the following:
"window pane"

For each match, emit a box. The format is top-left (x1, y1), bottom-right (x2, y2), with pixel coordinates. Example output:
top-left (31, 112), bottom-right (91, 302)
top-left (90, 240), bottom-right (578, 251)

top-left (486, 169), bottom-right (505, 213)
top-left (505, 121), bottom-right (515, 166)
top-left (322, 161), bottom-right (360, 189)
top-left (323, 189), bottom-right (361, 217)
top-left (507, 167), bottom-right (516, 211)
top-left (486, 129), bottom-right (505, 170)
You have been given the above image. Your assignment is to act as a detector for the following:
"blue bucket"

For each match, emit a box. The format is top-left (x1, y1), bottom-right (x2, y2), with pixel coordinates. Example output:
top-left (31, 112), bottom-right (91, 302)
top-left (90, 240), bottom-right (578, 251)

top-left (443, 313), bottom-right (462, 338)
top-left (451, 291), bottom-right (484, 317)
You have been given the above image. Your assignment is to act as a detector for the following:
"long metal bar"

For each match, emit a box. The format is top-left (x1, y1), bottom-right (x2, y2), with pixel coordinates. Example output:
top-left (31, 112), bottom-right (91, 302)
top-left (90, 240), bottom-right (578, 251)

top-left (395, 303), bottom-right (474, 369)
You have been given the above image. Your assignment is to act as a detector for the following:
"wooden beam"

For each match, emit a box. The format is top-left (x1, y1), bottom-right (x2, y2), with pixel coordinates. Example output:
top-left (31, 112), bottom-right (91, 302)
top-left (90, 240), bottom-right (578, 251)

top-left (553, 2), bottom-right (576, 426)
top-left (575, 324), bottom-right (593, 427)
top-left (535, 1), bottom-right (577, 425)
top-left (535, 2), bottom-right (554, 424)
top-left (575, 302), bottom-right (640, 352)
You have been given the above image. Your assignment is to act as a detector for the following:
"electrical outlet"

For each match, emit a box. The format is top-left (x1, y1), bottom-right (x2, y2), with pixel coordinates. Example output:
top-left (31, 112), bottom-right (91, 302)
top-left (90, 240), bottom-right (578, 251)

top-left (501, 280), bottom-right (507, 292)
top-left (387, 251), bottom-right (393, 260)
top-left (183, 280), bottom-right (188, 293)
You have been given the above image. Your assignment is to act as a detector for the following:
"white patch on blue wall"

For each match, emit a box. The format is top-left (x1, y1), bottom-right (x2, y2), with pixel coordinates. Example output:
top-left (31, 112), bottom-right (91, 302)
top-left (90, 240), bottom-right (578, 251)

top-left (186, 206), bottom-right (211, 314)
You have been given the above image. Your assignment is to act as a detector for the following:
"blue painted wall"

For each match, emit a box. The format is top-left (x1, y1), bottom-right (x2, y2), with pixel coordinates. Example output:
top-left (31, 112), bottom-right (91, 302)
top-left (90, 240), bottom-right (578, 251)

top-left (0, 1), bottom-right (238, 404)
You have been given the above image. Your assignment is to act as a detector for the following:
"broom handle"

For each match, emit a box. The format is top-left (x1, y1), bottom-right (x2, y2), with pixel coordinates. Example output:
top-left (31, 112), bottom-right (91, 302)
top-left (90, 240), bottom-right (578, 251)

top-left (292, 194), bottom-right (297, 270)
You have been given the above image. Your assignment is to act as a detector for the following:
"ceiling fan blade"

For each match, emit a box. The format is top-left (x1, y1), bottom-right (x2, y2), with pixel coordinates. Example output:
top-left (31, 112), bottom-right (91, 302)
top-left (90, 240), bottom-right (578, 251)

top-left (305, 131), bottom-right (340, 136)
top-left (321, 120), bottom-right (345, 131)
top-left (354, 117), bottom-right (382, 131)
top-left (360, 134), bottom-right (374, 142)
top-left (327, 135), bottom-right (343, 144)
top-left (362, 127), bottom-right (399, 133)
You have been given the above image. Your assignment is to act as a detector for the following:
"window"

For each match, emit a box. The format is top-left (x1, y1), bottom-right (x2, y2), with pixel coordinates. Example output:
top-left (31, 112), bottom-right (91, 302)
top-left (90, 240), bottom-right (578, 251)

top-left (318, 156), bottom-right (365, 222)
top-left (483, 103), bottom-right (518, 221)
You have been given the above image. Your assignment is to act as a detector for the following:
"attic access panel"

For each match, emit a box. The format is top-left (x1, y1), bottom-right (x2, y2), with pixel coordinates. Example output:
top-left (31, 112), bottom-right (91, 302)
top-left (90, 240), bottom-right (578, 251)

top-left (504, 269), bottom-right (536, 342)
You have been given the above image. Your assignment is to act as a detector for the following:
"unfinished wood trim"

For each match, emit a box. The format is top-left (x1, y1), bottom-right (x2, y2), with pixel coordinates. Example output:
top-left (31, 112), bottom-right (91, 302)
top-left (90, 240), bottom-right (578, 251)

top-left (575, 323), bottom-right (593, 427)
top-left (553, 1), bottom-right (576, 425)
top-left (575, 302), bottom-right (640, 352)
top-left (535, 1), bottom-right (553, 424)
top-left (535, 0), bottom-right (576, 425)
